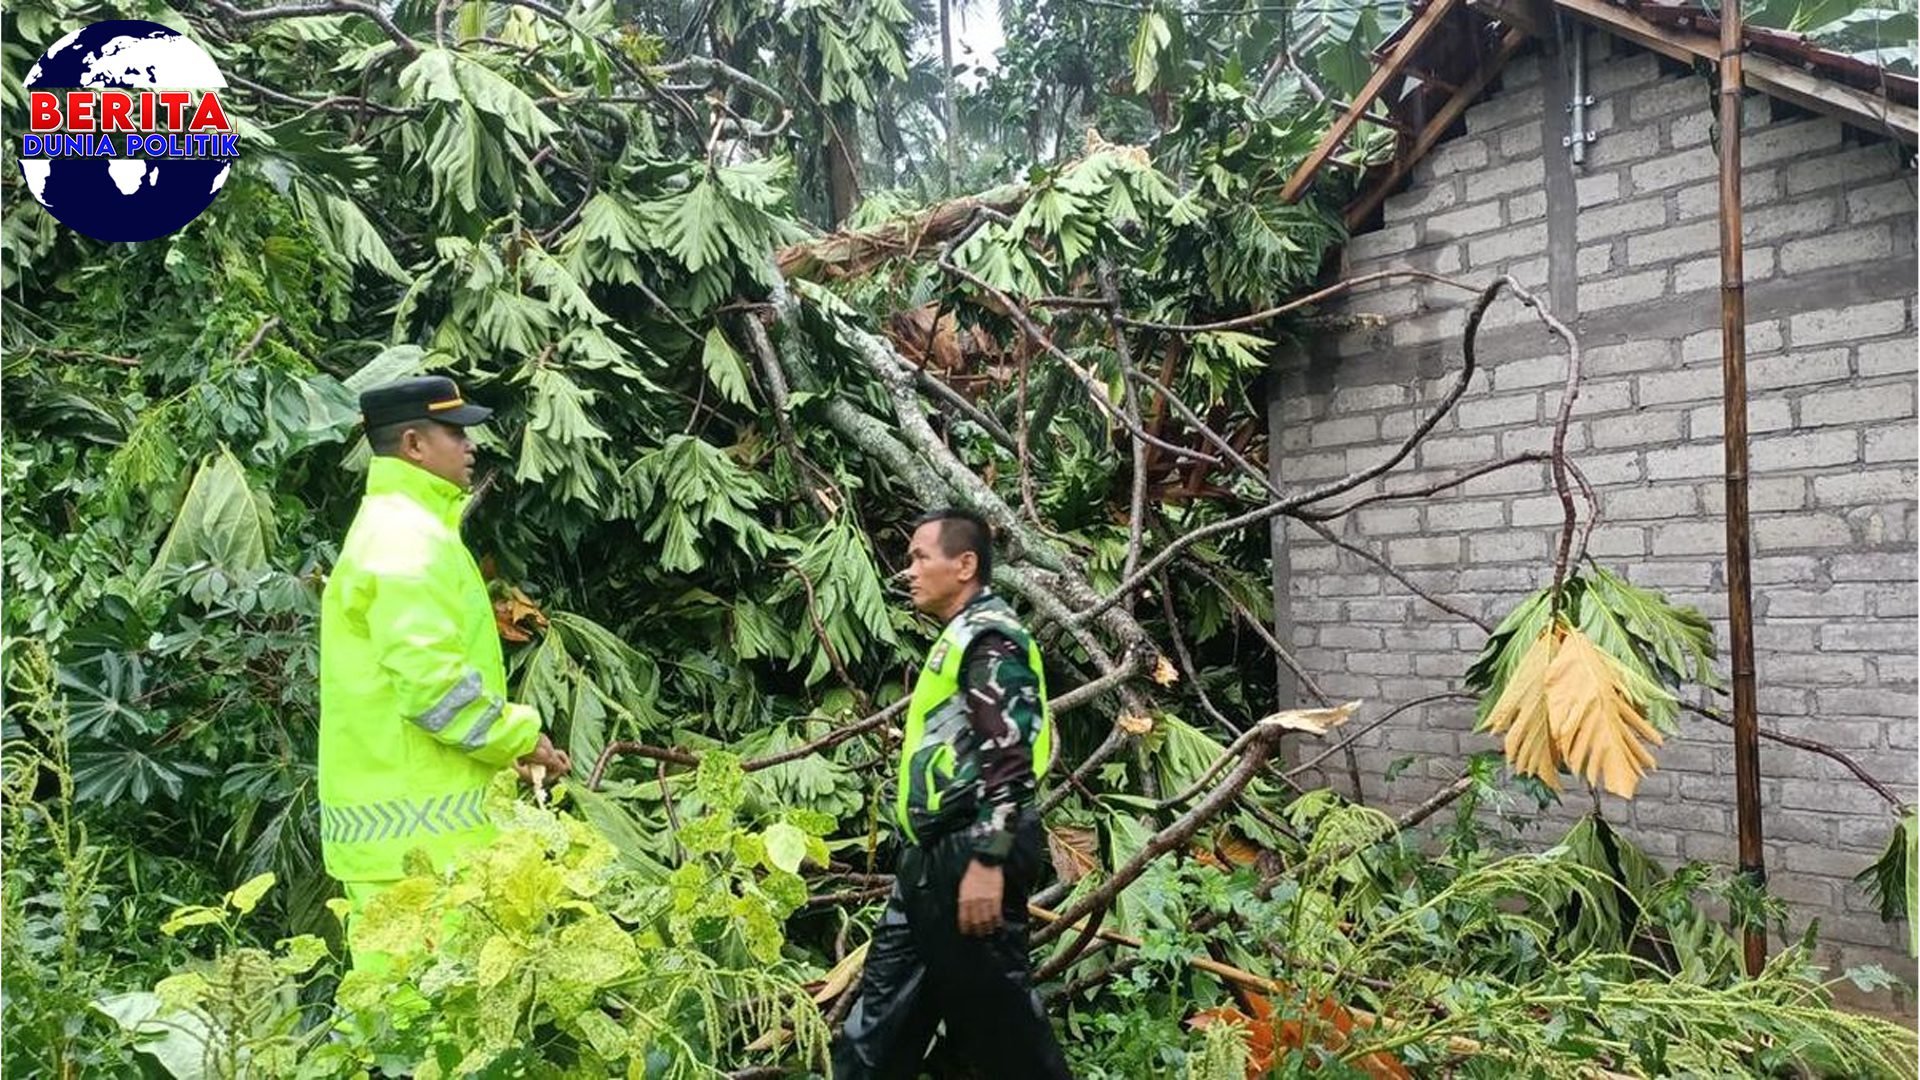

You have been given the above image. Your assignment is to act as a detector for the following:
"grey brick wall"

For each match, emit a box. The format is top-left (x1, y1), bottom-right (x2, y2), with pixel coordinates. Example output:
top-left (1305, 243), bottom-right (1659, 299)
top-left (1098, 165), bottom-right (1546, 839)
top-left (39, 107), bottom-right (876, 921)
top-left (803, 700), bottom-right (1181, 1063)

top-left (1277, 30), bottom-right (1918, 983)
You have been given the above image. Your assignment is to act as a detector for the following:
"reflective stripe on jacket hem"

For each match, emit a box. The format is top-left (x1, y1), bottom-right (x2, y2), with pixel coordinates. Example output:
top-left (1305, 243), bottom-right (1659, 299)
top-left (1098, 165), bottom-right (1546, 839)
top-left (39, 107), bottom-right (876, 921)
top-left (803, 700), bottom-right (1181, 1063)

top-left (320, 789), bottom-right (488, 844)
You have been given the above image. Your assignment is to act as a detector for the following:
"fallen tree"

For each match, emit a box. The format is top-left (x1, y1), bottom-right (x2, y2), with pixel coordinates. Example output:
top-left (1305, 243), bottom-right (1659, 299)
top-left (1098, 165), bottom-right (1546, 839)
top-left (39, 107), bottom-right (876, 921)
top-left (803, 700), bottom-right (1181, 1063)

top-left (4, 2), bottom-right (1913, 1077)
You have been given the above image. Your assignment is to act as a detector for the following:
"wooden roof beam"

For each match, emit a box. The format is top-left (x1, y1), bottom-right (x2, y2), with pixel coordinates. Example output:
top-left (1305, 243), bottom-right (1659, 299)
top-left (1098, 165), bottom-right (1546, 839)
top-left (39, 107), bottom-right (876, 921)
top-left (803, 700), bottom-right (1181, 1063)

top-left (1281, 0), bottom-right (1466, 203)
top-left (1344, 27), bottom-right (1531, 229)
top-left (1467, 0), bottom-right (1539, 34)
top-left (1550, 0), bottom-right (1916, 142)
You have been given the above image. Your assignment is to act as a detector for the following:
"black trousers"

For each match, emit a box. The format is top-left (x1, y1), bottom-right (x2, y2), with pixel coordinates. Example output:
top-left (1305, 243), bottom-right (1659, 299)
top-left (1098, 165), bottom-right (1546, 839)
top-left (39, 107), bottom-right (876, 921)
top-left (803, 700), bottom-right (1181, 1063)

top-left (830, 818), bottom-right (1071, 1080)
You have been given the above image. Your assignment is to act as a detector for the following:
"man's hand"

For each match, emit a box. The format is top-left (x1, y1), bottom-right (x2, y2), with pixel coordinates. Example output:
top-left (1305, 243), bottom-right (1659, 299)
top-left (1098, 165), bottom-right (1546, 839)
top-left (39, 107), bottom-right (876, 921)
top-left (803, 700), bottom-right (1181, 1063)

top-left (957, 859), bottom-right (1005, 936)
top-left (514, 733), bottom-right (572, 785)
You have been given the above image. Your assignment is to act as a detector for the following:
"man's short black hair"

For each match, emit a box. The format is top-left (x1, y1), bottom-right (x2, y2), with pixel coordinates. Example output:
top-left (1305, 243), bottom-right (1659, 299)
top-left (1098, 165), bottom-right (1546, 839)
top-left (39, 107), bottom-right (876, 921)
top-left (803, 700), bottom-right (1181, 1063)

top-left (914, 508), bottom-right (993, 583)
top-left (367, 418), bottom-right (438, 457)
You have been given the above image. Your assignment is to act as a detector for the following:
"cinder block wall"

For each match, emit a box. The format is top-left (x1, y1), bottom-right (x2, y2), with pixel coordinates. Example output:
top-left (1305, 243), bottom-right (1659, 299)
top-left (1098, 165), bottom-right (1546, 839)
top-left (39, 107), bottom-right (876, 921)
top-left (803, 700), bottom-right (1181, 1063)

top-left (1275, 30), bottom-right (1918, 979)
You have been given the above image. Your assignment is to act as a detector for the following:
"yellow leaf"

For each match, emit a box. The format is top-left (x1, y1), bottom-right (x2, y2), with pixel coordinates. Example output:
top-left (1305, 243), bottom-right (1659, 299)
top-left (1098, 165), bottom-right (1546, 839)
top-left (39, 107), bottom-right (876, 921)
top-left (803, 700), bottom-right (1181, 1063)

top-left (1480, 629), bottom-right (1560, 791)
top-left (1260, 699), bottom-right (1362, 735)
top-left (1151, 654), bottom-right (1179, 686)
top-left (492, 584), bottom-right (548, 643)
top-left (810, 941), bottom-right (869, 1006)
top-left (1545, 628), bottom-right (1665, 799)
top-left (1118, 712), bottom-right (1154, 736)
top-left (225, 871), bottom-right (276, 915)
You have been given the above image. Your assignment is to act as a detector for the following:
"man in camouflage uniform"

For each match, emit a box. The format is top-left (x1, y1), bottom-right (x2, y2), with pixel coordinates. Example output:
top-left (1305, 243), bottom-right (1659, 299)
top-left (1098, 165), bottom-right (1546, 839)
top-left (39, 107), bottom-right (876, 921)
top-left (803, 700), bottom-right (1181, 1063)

top-left (831, 508), bottom-right (1071, 1079)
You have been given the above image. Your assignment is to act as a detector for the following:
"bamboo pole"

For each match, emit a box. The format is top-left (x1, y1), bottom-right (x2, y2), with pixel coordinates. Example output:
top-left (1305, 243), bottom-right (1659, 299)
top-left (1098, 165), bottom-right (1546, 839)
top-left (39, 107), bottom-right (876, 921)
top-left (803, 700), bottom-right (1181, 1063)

top-left (1716, 0), bottom-right (1768, 978)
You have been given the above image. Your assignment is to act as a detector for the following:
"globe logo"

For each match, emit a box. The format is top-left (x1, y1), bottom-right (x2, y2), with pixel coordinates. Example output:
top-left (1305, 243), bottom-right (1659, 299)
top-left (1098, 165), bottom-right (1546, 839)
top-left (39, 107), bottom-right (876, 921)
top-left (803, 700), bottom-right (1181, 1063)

top-left (17, 20), bottom-right (238, 244)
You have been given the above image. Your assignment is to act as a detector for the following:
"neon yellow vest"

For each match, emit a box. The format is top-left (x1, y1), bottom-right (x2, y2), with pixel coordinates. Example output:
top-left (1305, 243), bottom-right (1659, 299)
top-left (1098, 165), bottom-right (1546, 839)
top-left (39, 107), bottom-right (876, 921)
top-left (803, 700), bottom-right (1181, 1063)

top-left (894, 593), bottom-right (1053, 843)
top-left (318, 457), bottom-right (542, 883)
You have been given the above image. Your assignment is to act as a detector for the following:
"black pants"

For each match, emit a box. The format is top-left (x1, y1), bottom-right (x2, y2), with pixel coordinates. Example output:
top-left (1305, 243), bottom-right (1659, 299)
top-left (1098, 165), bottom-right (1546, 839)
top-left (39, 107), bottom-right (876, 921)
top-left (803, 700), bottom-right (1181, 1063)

top-left (830, 818), bottom-right (1071, 1080)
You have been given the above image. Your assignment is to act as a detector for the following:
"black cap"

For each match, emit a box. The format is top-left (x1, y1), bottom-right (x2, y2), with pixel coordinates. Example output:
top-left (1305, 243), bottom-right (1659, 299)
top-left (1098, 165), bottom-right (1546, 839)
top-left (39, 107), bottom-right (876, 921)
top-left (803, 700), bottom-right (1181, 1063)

top-left (359, 376), bottom-right (493, 428)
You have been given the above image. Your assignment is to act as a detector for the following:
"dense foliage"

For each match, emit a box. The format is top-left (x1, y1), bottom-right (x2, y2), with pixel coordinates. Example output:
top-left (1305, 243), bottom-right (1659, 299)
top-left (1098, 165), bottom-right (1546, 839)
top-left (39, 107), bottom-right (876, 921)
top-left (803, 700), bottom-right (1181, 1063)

top-left (3, 0), bottom-right (1915, 1076)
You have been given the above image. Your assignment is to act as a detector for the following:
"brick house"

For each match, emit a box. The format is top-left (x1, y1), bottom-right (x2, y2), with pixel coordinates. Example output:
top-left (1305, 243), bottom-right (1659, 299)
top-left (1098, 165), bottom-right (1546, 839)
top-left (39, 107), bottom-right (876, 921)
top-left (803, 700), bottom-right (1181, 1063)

top-left (1267, 1), bottom-right (1918, 992)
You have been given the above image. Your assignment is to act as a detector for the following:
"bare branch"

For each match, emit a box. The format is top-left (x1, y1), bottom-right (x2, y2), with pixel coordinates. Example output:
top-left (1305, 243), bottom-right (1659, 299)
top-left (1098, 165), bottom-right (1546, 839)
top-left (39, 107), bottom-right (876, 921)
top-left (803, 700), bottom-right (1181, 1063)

top-left (1126, 366), bottom-right (1282, 498)
top-left (1302, 520), bottom-right (1490, 631)
top-left (1100, 265), bottom-right (1152, 587)
top-left (1157, 572), bottom-right (1243, 737)
top-left (937, 248), bottom-right (1221, 467)
top-left (222, 72), bottom-right (417, 117)
top-left (1115, 269), bottom-right (1482, 334)
top-left (585, 701), bottom-right (905, 791)
top-left (1684, 701), bottom-right (1906, 811)
top-left (202, 0), bottom-right (420, 57)
top-left (1285, 693), bottom-right (1477, 780)
top-left (1070, 275), bottom-right (1509, 629)
top-left (1296, 453), bottom-right (1552, 521)
top-left (913, 368), bottom-right (1017, 451)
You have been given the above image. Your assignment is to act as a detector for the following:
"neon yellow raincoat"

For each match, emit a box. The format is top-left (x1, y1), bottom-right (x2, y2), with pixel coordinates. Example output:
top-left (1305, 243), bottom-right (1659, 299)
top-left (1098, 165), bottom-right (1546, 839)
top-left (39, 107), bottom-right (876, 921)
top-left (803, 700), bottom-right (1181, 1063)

top-left (318, 456), bottom-right (541, 890)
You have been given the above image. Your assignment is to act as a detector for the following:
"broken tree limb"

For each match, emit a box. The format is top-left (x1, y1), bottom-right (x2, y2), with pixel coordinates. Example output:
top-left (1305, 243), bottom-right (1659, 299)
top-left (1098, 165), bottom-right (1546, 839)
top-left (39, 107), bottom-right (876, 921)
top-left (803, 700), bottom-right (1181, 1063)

top-left (784, 273), bottom-right (1162, 748)
top-left (912, 367), bottom-right (1017, 451)
top-left (1101, 265), bottom-right (1152, 588)
top-left (936, 245), bottom-right (1221, 467)
top-left (1126, 366), bottom-right (1282, 500)
top-left (585, 701), bottom-right (905, 791)
top-left (775, 181), bottom-right (1031, 282)
top-left (1115, 269), bottom-right (1482, 334)
top-left (1286, 693), bottom-right (1478, 781)
top-left (1495, 276), bottom-right (1585, 608)
top-left (1158, 571), bottom-right (1245, 737)
top-left (1032, 720), bottom-right (1290, 950)
top-left (1296, 452), bottom-right (1553, 521)
top-left (1184, 559), bottom-right (1367, 801)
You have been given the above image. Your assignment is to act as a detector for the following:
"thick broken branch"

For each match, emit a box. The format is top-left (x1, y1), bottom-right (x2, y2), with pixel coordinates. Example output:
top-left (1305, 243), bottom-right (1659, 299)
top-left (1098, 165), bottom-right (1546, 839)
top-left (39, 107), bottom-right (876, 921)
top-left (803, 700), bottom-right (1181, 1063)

top-left (1032, 721), bottom-right (1290, 950)
top-left (775, 182), bottom-right (1030, 281)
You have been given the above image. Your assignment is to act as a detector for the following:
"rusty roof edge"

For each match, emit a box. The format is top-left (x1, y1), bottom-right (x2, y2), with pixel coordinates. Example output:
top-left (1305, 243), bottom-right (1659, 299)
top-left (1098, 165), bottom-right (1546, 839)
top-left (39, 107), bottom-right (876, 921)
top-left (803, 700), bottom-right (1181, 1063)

top-left (1621, 0), bottom-right (1918, 104)
top-left (1336, 0), bottom-right (1914, 227)
top-left (1364, 0), bottom-right (1914, 105)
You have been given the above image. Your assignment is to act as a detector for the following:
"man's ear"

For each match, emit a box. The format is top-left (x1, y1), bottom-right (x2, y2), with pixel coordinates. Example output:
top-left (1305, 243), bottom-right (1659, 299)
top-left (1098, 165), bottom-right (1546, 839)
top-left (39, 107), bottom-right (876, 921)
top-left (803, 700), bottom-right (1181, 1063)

top-left (957, 550), bottom-right (978, 584)
top-left (399, 424), bottom-right (426, 462)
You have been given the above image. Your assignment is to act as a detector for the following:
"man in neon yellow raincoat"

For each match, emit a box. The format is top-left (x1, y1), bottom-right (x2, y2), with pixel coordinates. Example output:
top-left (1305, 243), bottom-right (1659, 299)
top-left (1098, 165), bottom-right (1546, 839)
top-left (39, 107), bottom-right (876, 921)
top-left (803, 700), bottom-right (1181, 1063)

top-left (319, 376), bottom-right (570, 925)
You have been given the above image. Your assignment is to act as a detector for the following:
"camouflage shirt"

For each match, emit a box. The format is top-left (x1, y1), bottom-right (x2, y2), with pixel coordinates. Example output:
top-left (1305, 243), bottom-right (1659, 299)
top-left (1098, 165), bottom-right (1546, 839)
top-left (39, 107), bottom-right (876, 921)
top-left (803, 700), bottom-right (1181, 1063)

top-left (958, 629), bottom-right (1044, 863)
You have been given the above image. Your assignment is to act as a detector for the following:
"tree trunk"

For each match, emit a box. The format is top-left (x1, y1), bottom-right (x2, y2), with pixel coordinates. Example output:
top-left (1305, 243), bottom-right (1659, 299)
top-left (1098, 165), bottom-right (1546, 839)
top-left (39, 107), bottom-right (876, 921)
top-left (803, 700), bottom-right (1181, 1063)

top-left (825, 100), bottom-right (862, 226)
top-left (941, 0), bottom-right (959, 193)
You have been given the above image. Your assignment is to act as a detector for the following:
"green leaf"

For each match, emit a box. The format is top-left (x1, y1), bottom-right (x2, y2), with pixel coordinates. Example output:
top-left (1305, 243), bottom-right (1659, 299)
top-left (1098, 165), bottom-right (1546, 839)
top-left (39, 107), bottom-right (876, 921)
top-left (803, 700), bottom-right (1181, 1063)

top-left (1586, 566), bottom-right (1720, 690)
top-left (1465, 588), bottom-right (1554, 723)
top-left (139, 447), bottom-right (272, 595)
top-left (224, 871), bottom-right (276, 915)
top-left (701, 326), bottom-right (753, 407)
top-left (159, 906), bottom-right (226, 936)
top-left (273, 934), bottom-right (331, 976)
top-left (1847, 964), bottom-right (1901, 992)
top-left (93, 992), bottom-right (218, 1080)
top-left (344, 345), bottom-right (429, 394)
top-left (763, 821), bottom-right (809, 874)
top-left (1855, 809), bottom-right (1918, 954)
top-left (1131, 10), bottom-right (1172, 94)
